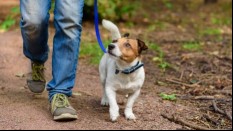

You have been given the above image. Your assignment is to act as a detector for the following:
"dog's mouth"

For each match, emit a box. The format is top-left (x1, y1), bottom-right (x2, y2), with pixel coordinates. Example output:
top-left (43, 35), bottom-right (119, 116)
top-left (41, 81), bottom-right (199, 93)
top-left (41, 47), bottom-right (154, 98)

top-left (108, 51), bottom-right (118, 58)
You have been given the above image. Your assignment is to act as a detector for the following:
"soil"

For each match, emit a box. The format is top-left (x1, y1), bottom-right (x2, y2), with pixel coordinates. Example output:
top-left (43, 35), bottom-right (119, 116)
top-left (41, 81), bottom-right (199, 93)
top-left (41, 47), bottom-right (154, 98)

top-left (0, 0), bottom-right (232, 130)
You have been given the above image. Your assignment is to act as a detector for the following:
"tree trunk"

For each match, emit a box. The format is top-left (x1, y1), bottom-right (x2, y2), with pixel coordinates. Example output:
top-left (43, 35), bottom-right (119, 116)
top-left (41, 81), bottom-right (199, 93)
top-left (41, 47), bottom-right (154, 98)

top-left (204, 0), bottom-right (218, 4)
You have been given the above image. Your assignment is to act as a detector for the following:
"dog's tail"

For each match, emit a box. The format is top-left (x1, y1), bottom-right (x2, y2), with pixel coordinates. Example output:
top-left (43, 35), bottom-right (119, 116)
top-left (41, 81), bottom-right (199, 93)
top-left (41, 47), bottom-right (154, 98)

top-left (102, 19), bottom-right (121, 40)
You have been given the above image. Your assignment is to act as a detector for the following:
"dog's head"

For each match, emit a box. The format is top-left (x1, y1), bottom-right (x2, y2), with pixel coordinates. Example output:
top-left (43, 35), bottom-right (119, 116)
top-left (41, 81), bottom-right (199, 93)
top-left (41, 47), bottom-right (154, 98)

top-left (102, 20), bottom-right (148, 63)
top-left (108, 34), bottom-right (148, 63)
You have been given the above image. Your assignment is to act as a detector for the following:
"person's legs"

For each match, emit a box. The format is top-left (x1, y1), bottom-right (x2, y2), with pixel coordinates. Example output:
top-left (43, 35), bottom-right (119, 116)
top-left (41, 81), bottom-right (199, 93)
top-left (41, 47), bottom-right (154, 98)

top-left (47, 0), bottom-right (84, 121)
top-left (20, 0), bottom-right (51, 94)
top-left (47, 0), bottom-right (84, 100)
top-left (20, 0), bottom-right (51, 63)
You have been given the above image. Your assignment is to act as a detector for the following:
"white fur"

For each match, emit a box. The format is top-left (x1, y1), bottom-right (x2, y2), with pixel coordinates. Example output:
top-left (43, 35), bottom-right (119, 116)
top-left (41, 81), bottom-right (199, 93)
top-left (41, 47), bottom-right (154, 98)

top-left (99, 20), bottom-right (145, 122)
top-left (102, 19), bottom-right (121, 40)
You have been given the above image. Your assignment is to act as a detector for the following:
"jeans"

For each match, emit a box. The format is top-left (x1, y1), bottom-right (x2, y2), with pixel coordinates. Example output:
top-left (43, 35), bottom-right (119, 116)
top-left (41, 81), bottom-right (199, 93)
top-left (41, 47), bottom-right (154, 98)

top-left (20, 0), bottom-right (84, 101)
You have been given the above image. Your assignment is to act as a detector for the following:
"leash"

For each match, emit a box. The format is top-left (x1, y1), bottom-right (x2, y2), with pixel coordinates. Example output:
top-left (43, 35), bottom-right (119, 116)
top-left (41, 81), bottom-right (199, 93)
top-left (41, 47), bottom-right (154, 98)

top-left (94, 0), bottom-right (107, 53)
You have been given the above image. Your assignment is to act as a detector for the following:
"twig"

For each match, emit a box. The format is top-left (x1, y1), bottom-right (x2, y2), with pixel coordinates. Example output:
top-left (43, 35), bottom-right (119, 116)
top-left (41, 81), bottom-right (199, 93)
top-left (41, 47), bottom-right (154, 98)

top-left (212, 100), bottom-right (232, 121)
top-left (179, 70), bottom-right (185, 80)
top-left (180, 95), bottom-right (232, 102)
top-left (212, 100), bottom-right (225, 114)
top-left (223, 85), bottom-right (232, 90)
top-left (224, 110), bottom-right (232, 121)
top-left (209, 90), bottom-right (232, 96)
top-left (203, 114), bottom-right (219, 126)
top-left (76, 91), bottom-right (93, 96)
top-left (214, 55), bottom-right (232, 63)
top-left (161, 113), bottom-right (215, 130)
top-left (166, 78), bottom-right (200, 88)
top-left (194, 96), bottom-right (215, 100)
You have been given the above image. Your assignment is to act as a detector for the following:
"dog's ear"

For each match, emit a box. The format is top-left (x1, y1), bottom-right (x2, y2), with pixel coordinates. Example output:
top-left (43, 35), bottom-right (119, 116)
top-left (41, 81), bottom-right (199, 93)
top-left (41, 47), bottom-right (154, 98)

top-left (123, 33), bottom-right (130, 38)
top-left (137, 39), bottom-right (148, 54)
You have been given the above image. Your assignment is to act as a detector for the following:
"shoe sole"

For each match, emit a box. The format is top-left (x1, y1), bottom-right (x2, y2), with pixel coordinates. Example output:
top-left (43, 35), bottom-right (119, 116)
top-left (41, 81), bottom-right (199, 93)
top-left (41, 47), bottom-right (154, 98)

top-left (27, 80), bottom-right (46, 94)
top-left (54, 113), bottom-right (78, 121)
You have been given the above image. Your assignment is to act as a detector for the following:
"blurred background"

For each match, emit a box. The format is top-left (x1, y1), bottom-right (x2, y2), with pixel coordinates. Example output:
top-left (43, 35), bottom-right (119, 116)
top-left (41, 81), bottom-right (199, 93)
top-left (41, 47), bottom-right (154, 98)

top-left (0, 0), bottom-right (232, 130)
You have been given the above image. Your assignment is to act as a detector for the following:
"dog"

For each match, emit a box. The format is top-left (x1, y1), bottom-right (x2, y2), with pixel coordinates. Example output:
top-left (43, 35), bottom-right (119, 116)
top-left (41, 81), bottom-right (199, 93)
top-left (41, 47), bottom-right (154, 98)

top-left (99, 19), bottom-right (148, 122)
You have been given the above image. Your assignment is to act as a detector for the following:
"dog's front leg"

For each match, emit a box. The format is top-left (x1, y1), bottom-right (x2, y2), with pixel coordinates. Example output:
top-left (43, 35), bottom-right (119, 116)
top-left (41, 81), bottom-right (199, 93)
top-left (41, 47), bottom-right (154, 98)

top-left (125, 89), bottom-right (141, 120)
top-left (106, 88), bottom-right (119, 122)
top-left (101, 87), bottom-right (109, 106)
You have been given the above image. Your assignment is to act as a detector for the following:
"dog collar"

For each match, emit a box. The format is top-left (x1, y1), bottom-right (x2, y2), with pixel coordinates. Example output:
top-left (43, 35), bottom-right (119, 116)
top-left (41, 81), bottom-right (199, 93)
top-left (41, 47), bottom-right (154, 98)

top-left (115, 61), bottom-right (144, 75)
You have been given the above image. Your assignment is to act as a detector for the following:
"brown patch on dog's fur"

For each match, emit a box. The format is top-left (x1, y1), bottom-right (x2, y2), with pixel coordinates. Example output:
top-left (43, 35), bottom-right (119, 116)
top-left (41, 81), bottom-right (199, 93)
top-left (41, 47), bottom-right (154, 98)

top-left (137, 39), bottom-right (148, 54)
top-left (117, 38), bottom-right (147, 63)
top-left (112, 40), bottom-right (118, 43)
top-left (123, 33), bottom-right (130, 38)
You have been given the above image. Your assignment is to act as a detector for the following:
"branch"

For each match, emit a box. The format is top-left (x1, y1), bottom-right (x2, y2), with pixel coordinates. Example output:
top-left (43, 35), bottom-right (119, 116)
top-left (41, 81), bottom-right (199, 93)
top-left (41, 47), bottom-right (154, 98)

top-left (212, 100), bottom-right (232, 121)
top-left (161, 114), bottom-right (216, 130)
top-left (166, 78), bottom-right (200, 88)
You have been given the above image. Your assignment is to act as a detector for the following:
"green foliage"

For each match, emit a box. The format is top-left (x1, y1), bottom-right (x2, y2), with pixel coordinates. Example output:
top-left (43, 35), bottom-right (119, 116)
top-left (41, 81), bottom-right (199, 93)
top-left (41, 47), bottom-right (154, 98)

top-left (162, 0), bottom-right (173, 10)
top-left (85, 0), bottom-right (139, 20)
top-left (182, 42), bottom-right (202, 51)
top-left (159, 93), bottom-right (176, 101)
top-left (149, 43), bottom-right (161, 51)
top-left (150, 43), bottom-right (170, 71)
top-left (211, 17), bottom-right (232, 26)
top-left (80, 41), bottom-right (110, 65)
top-left (0, 17), bottom-right (16, 31)
top-left (11, 7), bottom-right (20, 13)
top-left (201, 28), bottom-right (222, 36)
top-left (159, 61), bottom-right (170, 70)
top-left (0, 7), bottom-right (20, 31)
top-left (50, 0), bottom-right (55, 13)
top-left (147, 21), bottom-right (167, 32)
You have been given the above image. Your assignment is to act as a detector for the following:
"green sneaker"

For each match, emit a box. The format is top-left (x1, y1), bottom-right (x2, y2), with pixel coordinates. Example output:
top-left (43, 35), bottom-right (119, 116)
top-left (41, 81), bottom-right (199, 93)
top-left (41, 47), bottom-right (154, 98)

top-left (27, 62), bottom-right (46, 94)
top-left (51, 94), bottom-right (77, 121)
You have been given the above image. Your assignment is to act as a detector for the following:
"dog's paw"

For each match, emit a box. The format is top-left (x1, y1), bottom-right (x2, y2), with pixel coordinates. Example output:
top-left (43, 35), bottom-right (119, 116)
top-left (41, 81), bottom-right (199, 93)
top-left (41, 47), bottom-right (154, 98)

top-left (110, 113), bottom-right (120, 122)
top-left (101, 98), bottom-right (109, 106)
top-left (125, 112), bottom-right (136, 120)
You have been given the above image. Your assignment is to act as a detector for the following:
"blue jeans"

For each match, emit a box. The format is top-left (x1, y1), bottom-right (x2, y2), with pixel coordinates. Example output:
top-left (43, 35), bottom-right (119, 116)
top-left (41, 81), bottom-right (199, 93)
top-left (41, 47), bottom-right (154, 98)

top-left (20, 0), bottom-right (84, 101)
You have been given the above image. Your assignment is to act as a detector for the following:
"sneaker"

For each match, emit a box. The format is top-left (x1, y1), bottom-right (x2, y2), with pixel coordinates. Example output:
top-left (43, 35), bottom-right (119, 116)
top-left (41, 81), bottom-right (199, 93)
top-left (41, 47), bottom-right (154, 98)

top-left (51, 93), bottom-right (77, 121)
top-left (27, 62), bottom-right (46, 94)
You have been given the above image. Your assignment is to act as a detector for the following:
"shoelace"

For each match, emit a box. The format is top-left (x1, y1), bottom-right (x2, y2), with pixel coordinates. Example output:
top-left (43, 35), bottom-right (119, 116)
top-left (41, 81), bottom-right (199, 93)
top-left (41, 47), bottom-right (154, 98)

top-left (32, 63), bottom-right (45, 82)
top-left (54, 94), bottom-right (69, 108)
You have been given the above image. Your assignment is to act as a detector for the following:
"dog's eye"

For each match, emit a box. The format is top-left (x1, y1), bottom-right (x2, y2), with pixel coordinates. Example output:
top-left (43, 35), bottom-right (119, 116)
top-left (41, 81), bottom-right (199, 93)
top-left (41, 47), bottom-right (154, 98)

top-left (125, 43), bottom-right (131, 48)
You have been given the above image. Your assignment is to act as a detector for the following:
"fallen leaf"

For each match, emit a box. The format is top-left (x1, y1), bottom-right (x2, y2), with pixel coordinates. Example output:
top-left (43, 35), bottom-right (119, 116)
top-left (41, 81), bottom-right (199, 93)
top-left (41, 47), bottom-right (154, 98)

top-left (15, 73), bottom-right (25, 78)
top-left (73, 92), bottom-right (82, 96)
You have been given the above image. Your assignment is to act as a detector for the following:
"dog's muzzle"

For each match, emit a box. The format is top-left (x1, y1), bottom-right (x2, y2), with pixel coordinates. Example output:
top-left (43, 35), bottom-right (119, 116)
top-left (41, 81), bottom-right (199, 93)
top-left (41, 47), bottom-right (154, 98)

top-left (108, 44), bottom-right (115, 51)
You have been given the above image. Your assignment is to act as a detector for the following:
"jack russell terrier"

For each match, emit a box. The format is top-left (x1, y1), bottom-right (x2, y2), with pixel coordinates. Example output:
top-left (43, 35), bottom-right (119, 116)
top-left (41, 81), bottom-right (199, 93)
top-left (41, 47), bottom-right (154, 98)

top-left (99, 19), bottom-right (148, 122)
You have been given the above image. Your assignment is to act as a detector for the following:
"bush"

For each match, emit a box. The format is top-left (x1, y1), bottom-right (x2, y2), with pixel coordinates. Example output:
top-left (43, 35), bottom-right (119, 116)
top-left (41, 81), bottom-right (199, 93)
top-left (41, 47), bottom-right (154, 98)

top-left (84, 0), bottom-right (139, 21)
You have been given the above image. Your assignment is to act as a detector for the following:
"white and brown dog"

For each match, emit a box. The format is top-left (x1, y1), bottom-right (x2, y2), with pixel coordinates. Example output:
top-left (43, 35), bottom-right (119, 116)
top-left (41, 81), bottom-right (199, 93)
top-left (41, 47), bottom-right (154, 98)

top-left (99, 20), bottom-right (148, 122)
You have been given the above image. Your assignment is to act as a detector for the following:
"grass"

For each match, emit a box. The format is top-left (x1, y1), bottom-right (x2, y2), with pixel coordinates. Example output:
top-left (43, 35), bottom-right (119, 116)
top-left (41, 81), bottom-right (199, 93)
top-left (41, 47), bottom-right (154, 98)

top-left (147, 21), bottom-right (167, 32)
top-left (201, 28), bottom-right (222, 36)
top-left (0, 7), bottom-right (20, 32)
top-left (199, 28), bottom-right (223, 41)
top-left (182, 42), bottom-right (202, 51)
top-left (149, 42), bottom-right (170, 71)
top-left (159, 93), bottom-right (177, 101)
top-left (162, 0), bottom-right (174, 10)
top-left (80, 41), bottom-right (110, 65)
top-left (0, 17), bottom-right (16, 31)
top-left (211, 17), bottom-right (232, 26)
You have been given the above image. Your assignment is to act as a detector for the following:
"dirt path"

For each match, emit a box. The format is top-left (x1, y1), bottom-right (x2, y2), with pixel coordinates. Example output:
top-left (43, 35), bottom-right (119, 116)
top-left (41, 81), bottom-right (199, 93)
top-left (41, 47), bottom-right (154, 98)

top-left (0, 30), bottom-right (183, 130)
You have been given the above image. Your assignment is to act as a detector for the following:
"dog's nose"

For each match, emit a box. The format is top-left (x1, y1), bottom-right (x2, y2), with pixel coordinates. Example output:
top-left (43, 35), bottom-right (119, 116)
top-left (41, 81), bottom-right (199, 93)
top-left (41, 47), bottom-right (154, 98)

top-left (108, 44), bottom-right (115, 50)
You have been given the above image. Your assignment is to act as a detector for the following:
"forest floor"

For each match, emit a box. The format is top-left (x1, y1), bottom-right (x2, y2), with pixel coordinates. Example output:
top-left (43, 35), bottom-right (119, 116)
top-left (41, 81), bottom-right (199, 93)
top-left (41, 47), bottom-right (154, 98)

top-left (0, 0), bottom-right (232, 130)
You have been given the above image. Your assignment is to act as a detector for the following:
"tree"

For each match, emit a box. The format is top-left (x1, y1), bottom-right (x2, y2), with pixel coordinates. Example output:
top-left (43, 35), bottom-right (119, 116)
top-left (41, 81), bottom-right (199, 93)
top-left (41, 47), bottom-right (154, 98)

top-left (204, 0), bottom-right (218, 4)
